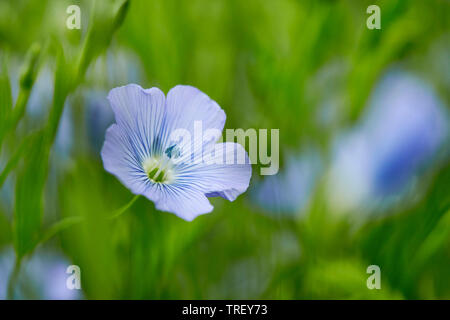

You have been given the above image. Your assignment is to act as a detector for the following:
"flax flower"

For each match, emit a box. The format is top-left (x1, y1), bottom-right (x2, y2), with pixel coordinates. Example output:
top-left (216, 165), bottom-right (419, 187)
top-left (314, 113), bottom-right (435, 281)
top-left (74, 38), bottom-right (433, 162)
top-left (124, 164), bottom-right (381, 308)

top-left (101, 84), bottom-right (252, 220)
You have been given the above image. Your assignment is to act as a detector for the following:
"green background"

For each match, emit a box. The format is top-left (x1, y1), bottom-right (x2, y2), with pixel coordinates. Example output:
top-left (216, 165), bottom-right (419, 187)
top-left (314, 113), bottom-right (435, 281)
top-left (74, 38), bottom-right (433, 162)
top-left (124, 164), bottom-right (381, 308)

top-left (0, 0), bottom-right (449, 299)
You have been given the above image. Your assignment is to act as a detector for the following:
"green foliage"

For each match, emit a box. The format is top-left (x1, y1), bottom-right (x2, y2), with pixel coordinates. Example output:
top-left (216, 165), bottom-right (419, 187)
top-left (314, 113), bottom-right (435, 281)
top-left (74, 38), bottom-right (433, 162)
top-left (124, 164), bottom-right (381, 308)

top-left (6, 0), bottom-right (132, 262)
top-left (0, 45), bottom-right (41, 151)
top-left (76, 0), bottom-right (130, 83)
top-left (0, 134), bottom-right (33, 190)
top-left (0, 57), bottom-right (12, 140)
top-left (0, 0), bottom-right (448, 300)
top-left (360, 162), bottom-right (450, 298)
top-left (13, 131), bottom-right (48, 258)
top-left (8, 44), bottom-right (41, 137)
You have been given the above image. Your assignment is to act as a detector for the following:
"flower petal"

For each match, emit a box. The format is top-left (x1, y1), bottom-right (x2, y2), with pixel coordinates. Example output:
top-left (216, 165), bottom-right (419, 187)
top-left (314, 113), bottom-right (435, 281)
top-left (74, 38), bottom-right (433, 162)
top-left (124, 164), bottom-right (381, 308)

top-left (107, 84), bottom-right (166, 157)
top-left (152, 185), bottom-right (213, 221)
top-left (176, 142), bottom-right (252, 201)
top-left (101, 124), bottom-right (158, 200)
top-left (161, 85), bottom-right (226, 161)
top-left (165, 85), bottom-right (226, 133)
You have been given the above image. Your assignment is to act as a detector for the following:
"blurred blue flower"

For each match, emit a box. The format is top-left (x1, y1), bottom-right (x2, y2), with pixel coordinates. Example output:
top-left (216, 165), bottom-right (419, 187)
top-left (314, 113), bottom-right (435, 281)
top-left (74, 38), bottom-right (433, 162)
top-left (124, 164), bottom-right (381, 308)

top-left (85, 90), bottom-right (115, 153)
top-left (88, 49), bottom-right (146, 88)
top-left (251, 151), bottom-right (321, 216)
top-left (26, 67), bottom-right (53, 121)
top-left (101, 84), bottom-right (252, 221)
top-left (0, 247), bottom-right (82, 300)
top-left (327, 70), bottom-right (448, 212)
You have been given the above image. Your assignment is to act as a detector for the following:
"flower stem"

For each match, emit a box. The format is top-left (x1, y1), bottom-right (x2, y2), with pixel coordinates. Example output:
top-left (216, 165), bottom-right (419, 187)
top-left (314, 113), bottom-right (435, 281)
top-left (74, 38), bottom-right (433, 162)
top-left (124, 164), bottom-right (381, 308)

top-left (107, 195), bottom-right (140, 220)
top-left (38, 195), bottom-right (140, 248)
top-left (7, 257), bottom-right (22, 300)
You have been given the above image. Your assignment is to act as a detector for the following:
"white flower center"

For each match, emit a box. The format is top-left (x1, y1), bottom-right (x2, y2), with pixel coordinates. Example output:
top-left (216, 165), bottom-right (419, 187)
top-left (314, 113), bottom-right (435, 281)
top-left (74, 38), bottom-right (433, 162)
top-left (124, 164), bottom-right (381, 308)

top-left (142, 156), bottom-right (175, 184)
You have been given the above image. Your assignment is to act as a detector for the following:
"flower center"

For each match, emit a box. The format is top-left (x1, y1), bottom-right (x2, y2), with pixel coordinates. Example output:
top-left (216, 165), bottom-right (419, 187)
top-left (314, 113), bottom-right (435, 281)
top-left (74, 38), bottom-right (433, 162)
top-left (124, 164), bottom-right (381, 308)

top-left (142, 157), bottom-right (174, 184)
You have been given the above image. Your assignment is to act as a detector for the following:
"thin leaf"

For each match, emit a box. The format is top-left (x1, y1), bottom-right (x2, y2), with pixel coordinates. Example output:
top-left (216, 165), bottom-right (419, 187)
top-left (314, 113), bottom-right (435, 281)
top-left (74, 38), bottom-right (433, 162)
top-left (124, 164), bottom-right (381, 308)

top-left (11, 2), bottom-right (131, 258)
top-left (8, 43), bottom-right (41, 136)
top-left (107, 194), bottom-right (140, 220)
top-left (12, 44), bottom-right (67, 258)
top-left (0, 134), bottom-right (34, 189)
top-left (0, 56), bottom-right (12, 149)
top-left (76, 0), bottom-right (131, 83)
top-left (45, 43), bottom-right (72, 144)
top-left (13, 130), bottom-right (49, 258)
top-left (40, 216), bottom-right (85, 245)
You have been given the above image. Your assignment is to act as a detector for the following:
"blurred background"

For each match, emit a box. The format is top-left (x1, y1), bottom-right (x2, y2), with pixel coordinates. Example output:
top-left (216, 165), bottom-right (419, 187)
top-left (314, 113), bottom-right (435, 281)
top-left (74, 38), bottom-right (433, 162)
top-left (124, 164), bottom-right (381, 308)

top-left (0, 0), bottom-right (449, 299)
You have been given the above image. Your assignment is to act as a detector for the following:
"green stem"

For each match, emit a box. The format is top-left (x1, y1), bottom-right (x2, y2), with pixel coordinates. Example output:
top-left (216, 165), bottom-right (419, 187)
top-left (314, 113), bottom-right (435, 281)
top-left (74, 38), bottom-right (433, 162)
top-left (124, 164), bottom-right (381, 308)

top-left (7, 257), bottom-right (22, 300)
top-left (0, 134), bottom-right (33, 189)
top-left (39, 195), bottom-right (140, 246)
top-left (6, 194), bottom-right (138, 299)
top-left (108, 195), bottom-right (140, 220)
top-left (40, 216), bottom-right (86, 244)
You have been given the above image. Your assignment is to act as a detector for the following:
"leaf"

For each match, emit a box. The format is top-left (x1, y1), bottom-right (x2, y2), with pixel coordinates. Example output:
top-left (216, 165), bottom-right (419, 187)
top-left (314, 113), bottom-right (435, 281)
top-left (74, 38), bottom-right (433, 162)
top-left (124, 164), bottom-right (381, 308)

top-left (0, 57), bottom-right (12, 119)
top-left (45, 43), bottom-right (72, 143)
top-left (0, 209), bottom-right (12, 247)
top-left (13, 130), bottom-right (49, 258)
top-left (8, 43), bottom-right (41, 136)
top-left (0, 56), bottom-right (12, 148)
top-left (76, 0), bottom-right (130, 82)
top-left (360, 161), bottom-right (450, 298)
top-left (11, 1), bottom-right (131, 259)
top-left (112, 0), bottom-right (131, 33)
top-left (12, 44), bottom-right (67, 258)
top-left (40, 216), bottom-right (85, 245)
top-left (0, 133), bottom-right (34, 189)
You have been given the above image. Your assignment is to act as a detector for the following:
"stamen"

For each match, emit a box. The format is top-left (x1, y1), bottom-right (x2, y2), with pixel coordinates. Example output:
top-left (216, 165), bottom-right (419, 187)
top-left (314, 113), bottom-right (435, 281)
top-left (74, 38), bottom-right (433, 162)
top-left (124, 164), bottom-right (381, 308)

top-left (142, 156), bottom-right (174, 184)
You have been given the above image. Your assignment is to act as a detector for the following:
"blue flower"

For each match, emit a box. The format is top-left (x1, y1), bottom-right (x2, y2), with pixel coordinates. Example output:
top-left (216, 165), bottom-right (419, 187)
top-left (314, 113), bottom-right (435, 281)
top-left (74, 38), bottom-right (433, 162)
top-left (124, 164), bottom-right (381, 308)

top-left (363, 71), bottom-right (448, 195)
top-left (327, 70), bottom-right (448, 213)
top-left (85, 89), bottom-right (115, 153)
top-left (0, 247), bottom-right (82, 300)
top-left (101, 84), bottom-right (252, 221)
top-left (251, 151), bottom-right (321, 217)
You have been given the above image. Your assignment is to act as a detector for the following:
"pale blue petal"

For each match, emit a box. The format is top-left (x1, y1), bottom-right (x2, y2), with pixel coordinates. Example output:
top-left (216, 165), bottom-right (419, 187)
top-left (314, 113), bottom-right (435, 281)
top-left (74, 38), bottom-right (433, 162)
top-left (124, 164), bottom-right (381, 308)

top-left (165, 85), bottom-right (225, 134)
top-left (152, 186), bottom-right (213, 221)
top-left (176, 142), bottom-right (252, 201)
top-left (107, 84), bottom-right (166, 158)
top-left (102, 84), bottom-right (166, 201)
top-left (161, 85), bottom-right (226, 160)
top-left (101, 124), bottom-right (155, 197)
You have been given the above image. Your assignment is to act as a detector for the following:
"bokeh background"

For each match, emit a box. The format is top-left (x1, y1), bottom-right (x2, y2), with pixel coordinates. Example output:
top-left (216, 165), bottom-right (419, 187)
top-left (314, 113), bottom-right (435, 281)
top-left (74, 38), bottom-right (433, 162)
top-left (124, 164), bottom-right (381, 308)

top-left (0, 0), bottom-right (449, 299)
